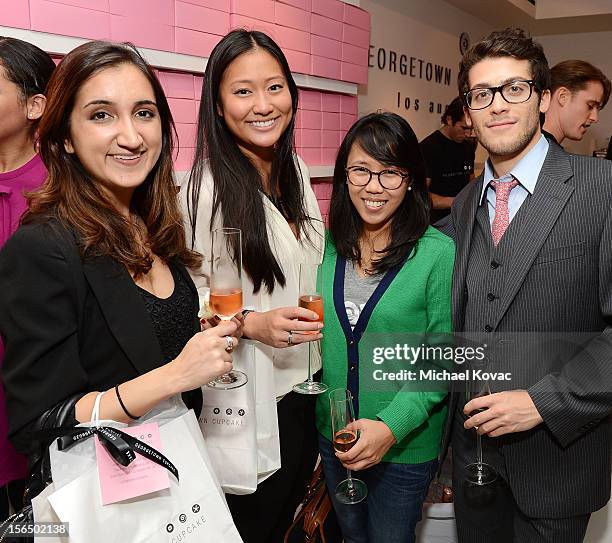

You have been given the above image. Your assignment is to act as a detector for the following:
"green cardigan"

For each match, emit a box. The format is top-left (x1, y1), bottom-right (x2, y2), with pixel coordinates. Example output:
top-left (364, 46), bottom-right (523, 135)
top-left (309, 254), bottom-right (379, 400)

top-left (315, 226), bottom-right (455, 464)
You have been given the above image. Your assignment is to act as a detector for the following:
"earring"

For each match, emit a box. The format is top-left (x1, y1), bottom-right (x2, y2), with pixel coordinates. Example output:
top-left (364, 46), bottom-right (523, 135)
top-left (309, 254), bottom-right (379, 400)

top-left (407, 186), bottom-right (412, 191)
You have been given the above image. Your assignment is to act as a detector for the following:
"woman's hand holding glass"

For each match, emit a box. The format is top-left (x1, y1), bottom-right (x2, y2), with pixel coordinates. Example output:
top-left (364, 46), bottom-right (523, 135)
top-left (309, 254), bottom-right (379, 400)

top-left (335, 418), bottom-right (396, 471)
top-left (242, 306), bottom-right (323, 348)
top-left (165, 320), bottom-right (240, 391)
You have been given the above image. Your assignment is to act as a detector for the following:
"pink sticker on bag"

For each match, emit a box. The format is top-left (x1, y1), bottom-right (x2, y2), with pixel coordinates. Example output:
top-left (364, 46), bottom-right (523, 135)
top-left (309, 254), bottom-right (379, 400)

top-left (95, 422), bottom-right (170, 505)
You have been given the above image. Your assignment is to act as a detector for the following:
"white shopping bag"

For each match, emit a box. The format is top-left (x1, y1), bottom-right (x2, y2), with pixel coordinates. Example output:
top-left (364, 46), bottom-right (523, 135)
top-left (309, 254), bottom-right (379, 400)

top-left (199, 340), bottom-right (281, 494)
top-left (35, 396), bottom-right (242, 543)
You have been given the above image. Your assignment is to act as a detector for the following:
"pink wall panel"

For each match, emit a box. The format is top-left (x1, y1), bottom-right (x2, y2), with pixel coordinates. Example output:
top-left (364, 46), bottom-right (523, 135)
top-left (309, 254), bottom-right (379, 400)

top-left (342, 23), bottom-right (369, 48)
top-left (274, 2), bottom-right (310, 33)
top-left (168, 98), bottom-right (198, 124)
top-left (313, 181), bottom-right (332, 199)
top-left (0, 0), bottom-right (30, 29)
top-left (340, 95), bottom-right (358, 114)
top-left (342, 42), bottom-right (367, 65)
top-left (50, 0), bottom-right (109, 10)
top-left (311, 0), bottom-right (343, 21)
top-left (283, 48), bottom-right (310, 74)
top-left (194, 76), bottom-right (204, 99)
top-left (30, 0), bottom-right (110, 40)
top-left (341, 112), bottom-right (357, 131)
top-left (341, 62), bottom-right (367, 85)
top-left (343, 3), bottom-right (370, 30)
top-left (174, 146), bottom-right (195, 170)
top-left (175, 2), bottom-right (229, 35)
top-left (310, 13), bottom-right (342, 40)
top-left (228, 14), bottom-right (275, 36)
top-left (298, 110), bottom-right (322, 130)
top-left (311, 36), bottom-right (342, 61)
top-left (321, 93), bottom-right (341, 112)
top-left (317, 196), bottom-right (330, 215)
top-left (299, 89), bottom-right (321, 111)
top-left (298, 128), bottom-right (321, 148)
top-left (110, 15), bottom-right (174, 51)
top-left (183, 0), bottom-right (230, 11)
top-left (230, 0), bottom-right (274, 23)
top-left (322, 130), bottom-right (341, 148)
top-left (157, 71), bottom-right (195, 99)
top-left (175, 123), bottom-right (197, 148)
top-left (273, 25), bottom-right (310, 54)
top-left (311, 55), bottom-right (341, 79)
top-left (109, 0), bottom-right (173, 25)
top-left (322, 112), bottom-right (340, 131)
top-left (175, 27), bottom-right (220, 56)
top-left (277, 0), bottom-right (310, 10)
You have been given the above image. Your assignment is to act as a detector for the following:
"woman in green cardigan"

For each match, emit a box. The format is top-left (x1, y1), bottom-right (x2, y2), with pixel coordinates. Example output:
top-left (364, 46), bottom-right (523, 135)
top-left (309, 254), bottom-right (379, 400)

top-left (315, 112), bottom-right (454, 543)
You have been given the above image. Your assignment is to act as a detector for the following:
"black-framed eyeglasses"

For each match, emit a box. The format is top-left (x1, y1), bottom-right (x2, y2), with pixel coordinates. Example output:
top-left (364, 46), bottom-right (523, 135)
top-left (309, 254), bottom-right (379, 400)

top-left (464, 80), bottom-right (536, 110)
top-left (345, 166), bottom-right (409, 190)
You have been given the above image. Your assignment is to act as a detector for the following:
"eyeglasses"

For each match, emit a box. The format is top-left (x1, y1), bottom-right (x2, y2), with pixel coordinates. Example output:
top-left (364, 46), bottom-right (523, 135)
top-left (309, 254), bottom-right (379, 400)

top-left (345, 166), bottom-right (409, 190)
top-left (464, 80), bottom-right (536, 110)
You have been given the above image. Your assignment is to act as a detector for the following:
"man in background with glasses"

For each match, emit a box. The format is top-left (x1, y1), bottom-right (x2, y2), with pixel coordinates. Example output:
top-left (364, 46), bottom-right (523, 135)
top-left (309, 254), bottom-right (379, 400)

top-left (420, 97), bottom-right (475, 224)
top-left (446, 27), bottom-right (612, 542)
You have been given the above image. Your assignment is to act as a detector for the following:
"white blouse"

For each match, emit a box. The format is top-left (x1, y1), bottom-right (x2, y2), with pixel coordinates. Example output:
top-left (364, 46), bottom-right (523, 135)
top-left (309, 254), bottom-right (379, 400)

top-left (179, 156), bottom-right (325, 398)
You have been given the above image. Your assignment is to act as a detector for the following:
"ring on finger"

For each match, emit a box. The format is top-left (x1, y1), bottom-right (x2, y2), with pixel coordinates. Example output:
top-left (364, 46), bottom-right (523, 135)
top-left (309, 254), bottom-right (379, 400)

top-left (225, 335), bottom-right (234, 353)
top-left (287, 331), bottom-right (293, 346)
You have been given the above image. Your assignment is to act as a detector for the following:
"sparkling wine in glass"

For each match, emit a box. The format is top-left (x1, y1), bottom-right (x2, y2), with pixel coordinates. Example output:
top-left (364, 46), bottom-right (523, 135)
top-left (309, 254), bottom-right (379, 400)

top-left (206, 227), bottom-right (247, 390)
top-left (464, 359), bottom-right (497, 485)
top-left (330, 388), bottom-right (367, 505)
top-left (293, 263), bottom-right (328, 395)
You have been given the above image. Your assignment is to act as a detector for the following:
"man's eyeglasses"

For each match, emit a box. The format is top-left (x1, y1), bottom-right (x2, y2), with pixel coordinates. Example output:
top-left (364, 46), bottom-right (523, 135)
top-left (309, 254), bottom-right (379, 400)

top-left (464, 80), bottom-right (536, 110)
top-left (345, 166), bottom-right (409, 190)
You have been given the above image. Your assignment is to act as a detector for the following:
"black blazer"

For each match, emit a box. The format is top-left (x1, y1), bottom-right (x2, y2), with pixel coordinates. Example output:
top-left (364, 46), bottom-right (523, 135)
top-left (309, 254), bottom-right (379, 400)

top-left (0, 219), bottom-right (200, 452)
top-left (444, 142), bottom-right (612, 517)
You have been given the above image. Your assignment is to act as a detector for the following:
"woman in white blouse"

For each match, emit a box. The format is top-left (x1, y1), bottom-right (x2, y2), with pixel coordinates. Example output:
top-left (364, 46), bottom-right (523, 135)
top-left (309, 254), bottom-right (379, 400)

top-left (181, 29), bottom-right (324, 543)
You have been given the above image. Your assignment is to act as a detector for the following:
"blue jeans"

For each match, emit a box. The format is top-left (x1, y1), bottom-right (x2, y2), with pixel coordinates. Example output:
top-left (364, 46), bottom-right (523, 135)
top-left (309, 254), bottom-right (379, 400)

top-left (318, 433), bottom-right (437, 543)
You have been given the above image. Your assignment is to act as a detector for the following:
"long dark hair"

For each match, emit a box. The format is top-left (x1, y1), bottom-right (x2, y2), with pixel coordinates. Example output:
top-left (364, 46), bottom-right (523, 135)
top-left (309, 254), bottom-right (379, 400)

top-left (187, 29), bottom-right (311, 294)
top-left (329, 112), bottom-right (430, 273)
top-left (24, 41), bottom-right (201, 276)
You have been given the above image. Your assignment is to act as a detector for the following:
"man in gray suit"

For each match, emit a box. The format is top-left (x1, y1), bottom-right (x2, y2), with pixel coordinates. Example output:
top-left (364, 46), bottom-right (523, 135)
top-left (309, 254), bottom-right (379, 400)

top-left (449, 28), bottom-right (612, 542)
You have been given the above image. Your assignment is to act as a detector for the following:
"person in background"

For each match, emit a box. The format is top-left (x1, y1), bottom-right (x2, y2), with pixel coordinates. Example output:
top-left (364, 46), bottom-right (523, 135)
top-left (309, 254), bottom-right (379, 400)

top-left (420, 96), bottom-right (475, 223)
top-left (316, 112), bottom-right (453, 543)
top-left (0, 36), bottom-right (55, 522)
top-left (182, 29), bottom-right (324, 543)
top-left (542, 59), bottom-right (610, 145)
top-left (0, 41), bottom-right (238, 515)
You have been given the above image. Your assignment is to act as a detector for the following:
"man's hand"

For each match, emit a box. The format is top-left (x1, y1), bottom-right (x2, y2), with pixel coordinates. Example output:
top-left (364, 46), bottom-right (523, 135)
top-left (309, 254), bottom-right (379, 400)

top-left (335, 419), bottom-right (396, 471)
top-left (464, 390), bottom-right (543, 437)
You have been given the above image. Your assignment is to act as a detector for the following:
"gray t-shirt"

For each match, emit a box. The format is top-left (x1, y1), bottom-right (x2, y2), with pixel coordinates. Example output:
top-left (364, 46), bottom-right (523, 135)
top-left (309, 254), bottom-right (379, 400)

top-left (344, 260), bottom-right (380, 329)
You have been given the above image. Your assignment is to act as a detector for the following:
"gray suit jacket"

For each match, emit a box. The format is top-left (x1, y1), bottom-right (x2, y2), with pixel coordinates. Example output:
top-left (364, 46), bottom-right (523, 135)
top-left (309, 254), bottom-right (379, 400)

top-left (447, 142), bottom-right (612, 517)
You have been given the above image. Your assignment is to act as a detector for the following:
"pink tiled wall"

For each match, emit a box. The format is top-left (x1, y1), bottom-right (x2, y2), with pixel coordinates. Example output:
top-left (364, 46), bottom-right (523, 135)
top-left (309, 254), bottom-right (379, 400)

top-left (2, 0), bottom-right (366, 216)
top-left (1, 0), bottom-right (370, 85)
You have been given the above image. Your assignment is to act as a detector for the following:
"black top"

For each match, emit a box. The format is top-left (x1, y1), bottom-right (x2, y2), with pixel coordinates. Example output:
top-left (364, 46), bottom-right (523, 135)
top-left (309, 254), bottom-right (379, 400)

top-left (139, 263), bottom-right (195, 364)
top-left (0, 220), bottom-right (201, 451)
top-left (420, 130), bottom-right (475, 223)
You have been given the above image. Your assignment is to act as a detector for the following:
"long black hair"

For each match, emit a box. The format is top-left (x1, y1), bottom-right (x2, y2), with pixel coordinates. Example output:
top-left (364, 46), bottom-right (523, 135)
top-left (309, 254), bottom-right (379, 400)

top-left (329, 112), bottom-right (430, 273)
top-left (187, 29), bottom-right (312, 294)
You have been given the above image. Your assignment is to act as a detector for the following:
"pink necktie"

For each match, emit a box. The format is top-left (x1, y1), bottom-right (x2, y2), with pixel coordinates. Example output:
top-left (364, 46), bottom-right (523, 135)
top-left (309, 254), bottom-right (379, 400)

top-left (491, 179), bottom-right (519, 246)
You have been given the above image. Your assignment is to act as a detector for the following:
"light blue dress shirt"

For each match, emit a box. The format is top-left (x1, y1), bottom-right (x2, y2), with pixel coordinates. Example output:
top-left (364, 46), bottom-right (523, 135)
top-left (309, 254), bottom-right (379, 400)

top-left (480, 134), bottom-right (549, 227)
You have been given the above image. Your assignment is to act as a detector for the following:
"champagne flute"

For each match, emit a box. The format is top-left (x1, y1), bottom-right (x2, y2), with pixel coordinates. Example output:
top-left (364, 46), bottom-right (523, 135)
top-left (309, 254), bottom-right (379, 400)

top-left (206, 227), bottom-right (247, 390)
top-left (329, 388), bottom-right (367, 504)
top-left (293, 263), bottom-right (328, 395)
top-left (464, 359), bottom-right (497, 485)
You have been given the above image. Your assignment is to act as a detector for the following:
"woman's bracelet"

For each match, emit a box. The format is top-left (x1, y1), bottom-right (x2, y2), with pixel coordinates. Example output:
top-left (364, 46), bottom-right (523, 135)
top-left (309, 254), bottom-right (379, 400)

top-left (115, 384), bottom-right (140, 420)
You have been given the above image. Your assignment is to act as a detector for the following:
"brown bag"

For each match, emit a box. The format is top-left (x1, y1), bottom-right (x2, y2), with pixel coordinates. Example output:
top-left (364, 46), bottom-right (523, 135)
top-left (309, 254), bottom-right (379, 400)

top-left (284, 463), bottom-right (334, 543)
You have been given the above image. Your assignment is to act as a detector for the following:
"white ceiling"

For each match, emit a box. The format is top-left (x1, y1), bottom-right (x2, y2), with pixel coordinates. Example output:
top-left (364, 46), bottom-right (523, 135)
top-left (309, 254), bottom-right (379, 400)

top-left (444, 0), bottom-right (612, 34)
